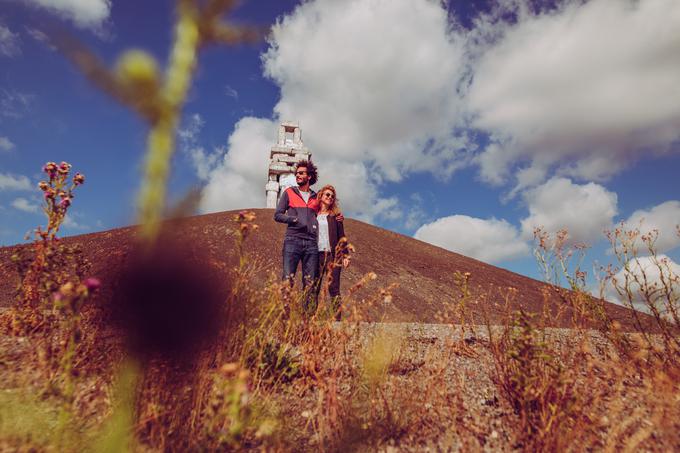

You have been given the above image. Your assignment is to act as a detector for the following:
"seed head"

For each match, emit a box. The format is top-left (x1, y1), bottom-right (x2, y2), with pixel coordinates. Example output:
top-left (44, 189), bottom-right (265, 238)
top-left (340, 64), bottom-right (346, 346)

top-left (43, 162), bottom-right (58, 180)
top-left (116, 50), bottom-right (160, 89)
top-left (73, 172), bottom-right (85, 185)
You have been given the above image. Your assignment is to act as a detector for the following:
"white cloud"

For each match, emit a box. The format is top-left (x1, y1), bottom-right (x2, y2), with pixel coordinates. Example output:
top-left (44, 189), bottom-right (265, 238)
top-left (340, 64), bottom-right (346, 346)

top-left (225, 85), bottom-right (239, 100)
top-left (178, 113), bottom-right (204, 143)
top-left (0, 90), bottom-right (33, 119)
top-left (194, 0), bottom-right (679, 228)
top-left (21, 0), bottom-right (112, 31)
top-left (265, 0), bottom-right (468, 181)
top-left (0, 136), bottom-right (15, 151)
top-left (0, 173), bottom-right (32, 191)
top-left (62, 212), bottom-right (90, 231)
top-left (200, 0), bottom-right (470, 222)
top-left (604, 254), bottom-right (680, 315)
top-left (404, 194), bottom-right (428, 231)
top-left (24, 27), bottom-right (56, 51)
top-left (190, 146), bottom-right (221, 181)
top-left (467, 0), bottom-right (680, 186)
top-left (520, 177), bottom-right (618, 244)
top-left (200, 117), bottom-right (276, 212)
top-left (0, 25), bottom-right (21, 57)
top-left (11, 197), bottom-right (39, 213)
top-left (414, 215), bottom-right (529, 264)
top-left (178, 113), bottom-right (221, 181)
top-left (621, 201), bottom-right (680, 253)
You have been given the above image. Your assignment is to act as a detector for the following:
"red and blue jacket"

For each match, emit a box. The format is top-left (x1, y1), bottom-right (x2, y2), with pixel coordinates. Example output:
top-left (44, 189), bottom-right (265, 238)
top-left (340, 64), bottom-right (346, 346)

top-left (274, 186), bottom-right (319, 240)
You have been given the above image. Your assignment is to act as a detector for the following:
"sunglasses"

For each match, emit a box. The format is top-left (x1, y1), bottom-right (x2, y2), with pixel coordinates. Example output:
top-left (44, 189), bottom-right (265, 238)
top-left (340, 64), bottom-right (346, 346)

top-left (295, 171), bottom-right (308, 175)
top-left (323, 192), bottom-right (335, 199)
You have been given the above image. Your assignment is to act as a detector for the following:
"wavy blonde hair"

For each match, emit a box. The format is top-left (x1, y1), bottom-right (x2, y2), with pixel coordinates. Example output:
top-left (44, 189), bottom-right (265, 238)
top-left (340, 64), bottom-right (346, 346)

top-left (317, 184), bottom-right (341, 216)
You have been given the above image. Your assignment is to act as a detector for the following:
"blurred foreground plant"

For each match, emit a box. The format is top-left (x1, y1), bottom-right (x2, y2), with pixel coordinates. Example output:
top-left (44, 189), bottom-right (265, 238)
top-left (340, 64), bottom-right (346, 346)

top-left (63, 0), bottom-right (260, 243)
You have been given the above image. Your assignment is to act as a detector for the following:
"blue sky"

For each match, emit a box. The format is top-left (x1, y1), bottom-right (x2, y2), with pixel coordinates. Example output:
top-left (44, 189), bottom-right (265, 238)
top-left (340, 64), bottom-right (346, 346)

top-left (1, 0), bottom-right (679, 294)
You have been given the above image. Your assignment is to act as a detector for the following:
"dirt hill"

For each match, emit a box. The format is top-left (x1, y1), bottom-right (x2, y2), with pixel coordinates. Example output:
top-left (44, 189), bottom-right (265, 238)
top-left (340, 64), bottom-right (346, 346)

top-left (0, 208), bottom-right (640, 328)
top-left (2, 208), bottom-right (675, 451)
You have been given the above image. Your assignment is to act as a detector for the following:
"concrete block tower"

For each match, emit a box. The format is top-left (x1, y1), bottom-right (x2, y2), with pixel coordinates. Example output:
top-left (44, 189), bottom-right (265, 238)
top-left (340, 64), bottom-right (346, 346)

top-left (266, 121), bottom-right (311, 208)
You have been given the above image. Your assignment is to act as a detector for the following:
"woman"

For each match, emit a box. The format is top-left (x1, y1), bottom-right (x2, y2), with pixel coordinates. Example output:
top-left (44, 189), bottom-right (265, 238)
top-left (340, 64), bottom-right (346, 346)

top-left (314, 185), bottom-right (350, 320)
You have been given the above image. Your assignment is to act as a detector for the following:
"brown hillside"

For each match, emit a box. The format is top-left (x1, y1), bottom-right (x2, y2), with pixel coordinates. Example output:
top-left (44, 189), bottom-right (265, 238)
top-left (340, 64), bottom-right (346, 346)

top-left (0, 208), bottom-right (640, 327)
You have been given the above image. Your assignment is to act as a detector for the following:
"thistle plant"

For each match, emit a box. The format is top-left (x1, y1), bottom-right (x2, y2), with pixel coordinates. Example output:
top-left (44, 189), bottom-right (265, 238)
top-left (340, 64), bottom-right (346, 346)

top-left (64, 0), bottom-right (260, 243)
top-left (38, 161), bottom-right (85, 240)
top-left (11, 161), bottom-right (89, 318)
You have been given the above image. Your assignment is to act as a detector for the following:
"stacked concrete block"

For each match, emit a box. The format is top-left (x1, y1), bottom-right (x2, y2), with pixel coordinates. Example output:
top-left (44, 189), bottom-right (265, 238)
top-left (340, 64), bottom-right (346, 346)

top-left (266, 121), bottom-right (312, 208)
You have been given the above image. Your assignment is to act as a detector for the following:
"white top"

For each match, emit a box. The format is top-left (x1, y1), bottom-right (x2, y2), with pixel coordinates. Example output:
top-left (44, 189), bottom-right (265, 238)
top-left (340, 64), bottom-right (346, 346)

top-left (317, 213), bottom-right (331, 251)
top-left (299, 190), bottom-right (310, 204)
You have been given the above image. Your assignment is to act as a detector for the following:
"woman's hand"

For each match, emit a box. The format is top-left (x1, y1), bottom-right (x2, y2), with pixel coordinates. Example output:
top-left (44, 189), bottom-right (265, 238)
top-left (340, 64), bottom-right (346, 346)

top-left (336, 212), bottom-right (344, 222)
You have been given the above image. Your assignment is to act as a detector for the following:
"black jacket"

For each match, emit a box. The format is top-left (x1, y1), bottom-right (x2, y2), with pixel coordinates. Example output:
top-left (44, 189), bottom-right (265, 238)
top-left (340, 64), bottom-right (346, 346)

top-left (320, 213), bottom-right (348, 258)
top-left (274, 186), bottom-right (318, 240)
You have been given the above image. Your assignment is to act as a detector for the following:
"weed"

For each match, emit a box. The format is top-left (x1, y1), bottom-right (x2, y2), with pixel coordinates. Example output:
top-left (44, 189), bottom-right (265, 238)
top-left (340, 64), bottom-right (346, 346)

top-left (8, 162), bottom-right (90, 335)
top-left (62, 1), bottom-right (260, 243)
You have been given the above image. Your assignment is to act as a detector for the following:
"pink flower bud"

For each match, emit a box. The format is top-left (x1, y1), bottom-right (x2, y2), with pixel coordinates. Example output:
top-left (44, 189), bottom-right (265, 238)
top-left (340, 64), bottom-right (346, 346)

top-left (73, 173), bottom-right (85, 185)
top-left (43, 162), bottom-right (58, 180)
top-left (38, 181), bottom-right (49, 191)
top-left (60, 197), bottom-right (71, 208)
top-left (83, 277), bottom-right (101, 291)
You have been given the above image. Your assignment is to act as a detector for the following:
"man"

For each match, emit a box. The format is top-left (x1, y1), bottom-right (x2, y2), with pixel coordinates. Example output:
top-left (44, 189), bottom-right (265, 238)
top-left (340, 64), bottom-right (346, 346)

top-left (274, 159), bottom-right (320, 314)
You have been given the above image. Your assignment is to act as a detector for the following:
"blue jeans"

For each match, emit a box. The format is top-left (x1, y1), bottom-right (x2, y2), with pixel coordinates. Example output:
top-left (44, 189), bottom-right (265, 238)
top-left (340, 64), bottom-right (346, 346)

top-left (282, 237), bottom-right (319, 314)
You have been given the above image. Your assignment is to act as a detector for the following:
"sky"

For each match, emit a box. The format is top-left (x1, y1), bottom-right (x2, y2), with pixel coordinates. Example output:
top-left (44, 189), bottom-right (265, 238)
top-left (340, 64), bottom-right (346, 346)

top-left (1, 0), bottom-right (679, 300)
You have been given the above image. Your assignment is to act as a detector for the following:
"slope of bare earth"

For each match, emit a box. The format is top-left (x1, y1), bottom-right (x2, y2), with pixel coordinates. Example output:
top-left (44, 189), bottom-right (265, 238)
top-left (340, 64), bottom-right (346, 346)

top-left (0, 208), bottom-right (641, 328)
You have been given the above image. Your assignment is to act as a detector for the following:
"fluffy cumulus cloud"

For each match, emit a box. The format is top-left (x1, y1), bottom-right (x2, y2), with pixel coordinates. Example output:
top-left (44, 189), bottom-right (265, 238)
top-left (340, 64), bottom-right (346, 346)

top-left (21, 0), bottom-right (111, 31)
top-left (414, 215), bottom-right (529, 264)
top-left (0, 136), bottom-right (15, 152)
top-left (604, 255), bottom-right (680, 314)
top-left (199, 0), bottom-right (468, 221)
top-left (467, 0), bottom-right (680, 188)
top-left (0, 24), bottom-right (21, 57)
top-left (520, 177), bottom-right (618, 244)
top-left (197, 0), bottom-right (679, 230)
top-left (264, 0), bottom-right (467, 179)
top-left (0, 173), bottom-right (32, 191)
top-left (201, 117), bottom-right (277, 212)
top-left (11, 197), bottom-right (39, 213)
top-left (621, 201), bottom-right (680, 253)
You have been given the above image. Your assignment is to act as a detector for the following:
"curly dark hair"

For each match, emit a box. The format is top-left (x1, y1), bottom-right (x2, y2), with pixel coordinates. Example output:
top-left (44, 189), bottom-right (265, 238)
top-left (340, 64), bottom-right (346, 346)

top-left (295, 159), bottom-right (318, 186)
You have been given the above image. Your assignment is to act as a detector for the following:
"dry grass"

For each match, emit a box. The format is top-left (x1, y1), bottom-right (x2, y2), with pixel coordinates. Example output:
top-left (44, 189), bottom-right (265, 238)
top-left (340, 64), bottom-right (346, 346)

top-left (2, 213), bottom-right (679, 452)
top-left (6, 1), bottom-right (679, 450)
